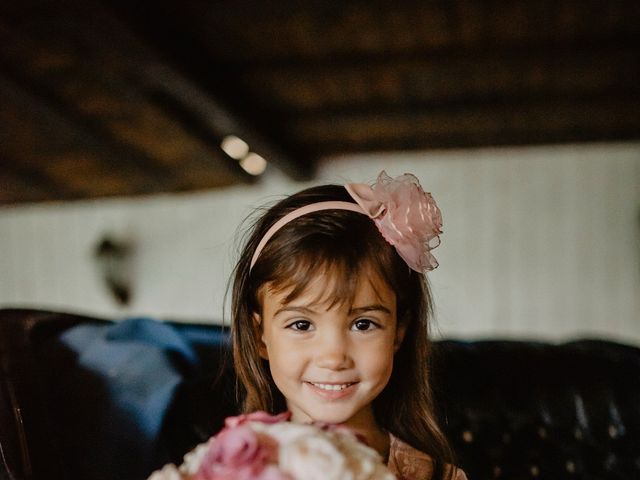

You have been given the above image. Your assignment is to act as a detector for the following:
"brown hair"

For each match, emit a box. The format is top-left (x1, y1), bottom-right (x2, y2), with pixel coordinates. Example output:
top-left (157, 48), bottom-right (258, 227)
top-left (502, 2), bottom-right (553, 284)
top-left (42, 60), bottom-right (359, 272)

top-left (230, 184), bottom-right (456, 479)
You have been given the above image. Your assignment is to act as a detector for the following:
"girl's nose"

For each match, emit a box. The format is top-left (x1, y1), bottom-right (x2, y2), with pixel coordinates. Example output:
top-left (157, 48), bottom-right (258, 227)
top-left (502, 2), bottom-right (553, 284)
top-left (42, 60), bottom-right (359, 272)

top-left (314, 332), bottom-right (353, 370)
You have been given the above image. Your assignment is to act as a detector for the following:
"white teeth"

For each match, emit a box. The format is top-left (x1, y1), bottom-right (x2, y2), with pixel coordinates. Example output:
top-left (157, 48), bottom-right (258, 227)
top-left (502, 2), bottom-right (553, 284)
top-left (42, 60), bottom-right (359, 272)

top-left (310, 383), bottom-right (352, 391)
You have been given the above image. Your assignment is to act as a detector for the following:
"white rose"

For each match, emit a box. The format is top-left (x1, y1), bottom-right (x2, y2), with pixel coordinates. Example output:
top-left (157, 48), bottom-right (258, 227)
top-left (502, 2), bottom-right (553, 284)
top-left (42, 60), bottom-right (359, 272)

top-left (251, 420), bottom-right (318, 445)
top-left (333, 431), bottom-right (396, 480)
top-left (280, 432), bottom-right (351, 480)
top-left (179, 441), bottom-right (210, 476)
top-left (147, 464), bottom-right (182, 480)
top-left (261, 422), bottom-right (396, 480)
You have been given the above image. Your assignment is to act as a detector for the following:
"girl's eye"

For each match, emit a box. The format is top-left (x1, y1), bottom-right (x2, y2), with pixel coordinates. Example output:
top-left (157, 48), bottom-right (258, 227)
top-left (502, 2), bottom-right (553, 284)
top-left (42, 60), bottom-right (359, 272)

top-left (353, 319), bottom-right (379, 331)
top-left (288, 320), bottom-right (312, 331)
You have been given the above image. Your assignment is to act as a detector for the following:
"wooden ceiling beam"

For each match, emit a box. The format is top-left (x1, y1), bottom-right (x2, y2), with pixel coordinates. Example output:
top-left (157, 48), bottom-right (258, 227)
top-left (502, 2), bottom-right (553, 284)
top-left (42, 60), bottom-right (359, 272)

top-left (281, 88), bottom-right (640, 121)
top-left (0, 164), bottom-right (79, 204)
top-left (233, 42), bottom-right (640, 115)
top-left (178, 0), bottom-right (640, 63)
top-left (0, 72), bottom-right (178, 201)
top-left (288, 93), bottom-right (640, 153)
top-left (211, 35), bottom-right (640, 72)
top-left (98, 0), bottom-right (315, 181)
top-left (0, 8), bottom-right (250, 192)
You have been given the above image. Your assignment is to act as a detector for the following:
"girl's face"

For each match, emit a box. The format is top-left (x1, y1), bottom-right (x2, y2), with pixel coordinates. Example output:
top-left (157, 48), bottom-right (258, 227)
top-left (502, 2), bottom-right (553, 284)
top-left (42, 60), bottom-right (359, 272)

top-left (255, 267), bottom-right (405, 429)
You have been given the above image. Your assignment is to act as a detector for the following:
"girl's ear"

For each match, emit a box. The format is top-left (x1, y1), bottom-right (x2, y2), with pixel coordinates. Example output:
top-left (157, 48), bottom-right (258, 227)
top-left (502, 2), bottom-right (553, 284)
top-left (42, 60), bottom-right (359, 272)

top-left (253, 312), bottom-right (269, 360)
top-left (394, 320), bottom-right (408, 353)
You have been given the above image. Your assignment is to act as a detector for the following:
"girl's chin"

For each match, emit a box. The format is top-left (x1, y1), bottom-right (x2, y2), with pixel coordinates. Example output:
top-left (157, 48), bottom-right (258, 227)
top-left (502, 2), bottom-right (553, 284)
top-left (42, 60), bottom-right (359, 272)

top-left (314, 415), bottom-right (351, 425)
top-left (292, 409), bottom-right (354, 426)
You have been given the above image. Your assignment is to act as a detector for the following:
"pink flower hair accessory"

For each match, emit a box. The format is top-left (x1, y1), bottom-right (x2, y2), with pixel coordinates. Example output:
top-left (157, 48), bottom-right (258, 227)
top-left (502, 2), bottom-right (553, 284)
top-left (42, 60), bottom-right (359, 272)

top-left (249, 171), bottom-right (443, 273)
top-left (345, 171), bottom-right (443, 273)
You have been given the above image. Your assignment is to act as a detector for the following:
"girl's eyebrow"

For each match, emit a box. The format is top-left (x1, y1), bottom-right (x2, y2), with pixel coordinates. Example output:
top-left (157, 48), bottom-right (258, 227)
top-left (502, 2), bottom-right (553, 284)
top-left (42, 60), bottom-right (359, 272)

top-left (349, 304), bottom-right (392, 315)
top-left (273, 306), bottom-right (316, 317)
top-left (273, 304), bottom-right (392, 317)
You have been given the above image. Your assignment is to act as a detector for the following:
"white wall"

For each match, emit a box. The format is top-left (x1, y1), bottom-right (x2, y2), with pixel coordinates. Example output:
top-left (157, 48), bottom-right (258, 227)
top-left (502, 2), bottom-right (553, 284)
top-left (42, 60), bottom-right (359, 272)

top-left (1, 142), bottom-right (639, 344)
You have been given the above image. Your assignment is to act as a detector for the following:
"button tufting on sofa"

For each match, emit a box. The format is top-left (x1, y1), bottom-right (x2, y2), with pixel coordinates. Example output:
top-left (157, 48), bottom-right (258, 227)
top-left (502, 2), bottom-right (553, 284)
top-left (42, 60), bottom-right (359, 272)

top-left (432, 338), bottom-right (640, 480)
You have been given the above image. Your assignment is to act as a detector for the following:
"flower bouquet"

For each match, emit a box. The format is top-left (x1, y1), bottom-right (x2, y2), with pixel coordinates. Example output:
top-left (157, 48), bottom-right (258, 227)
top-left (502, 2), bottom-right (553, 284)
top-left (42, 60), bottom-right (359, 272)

top-left (148, 411), bottom-right (396, 480)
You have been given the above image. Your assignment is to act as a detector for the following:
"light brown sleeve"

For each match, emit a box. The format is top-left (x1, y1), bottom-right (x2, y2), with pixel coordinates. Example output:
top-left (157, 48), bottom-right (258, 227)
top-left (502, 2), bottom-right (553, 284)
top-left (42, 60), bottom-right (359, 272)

top-left (453, 466), bottom-right (468, 480)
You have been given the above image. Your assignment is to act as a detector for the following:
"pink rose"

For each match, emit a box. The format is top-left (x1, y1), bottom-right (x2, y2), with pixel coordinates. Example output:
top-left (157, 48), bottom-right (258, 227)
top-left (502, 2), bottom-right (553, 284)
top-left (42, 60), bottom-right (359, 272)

top-left (195, 426), bottom-right (279, 480)
top-left (225, 411), bottom-right (292, 428)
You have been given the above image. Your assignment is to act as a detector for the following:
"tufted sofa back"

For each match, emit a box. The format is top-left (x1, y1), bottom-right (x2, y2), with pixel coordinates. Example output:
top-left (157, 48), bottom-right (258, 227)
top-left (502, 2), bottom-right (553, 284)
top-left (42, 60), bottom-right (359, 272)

top-left (432, 340), bottom-right (640, 479)
top-left (1, 309), bottom-right (639, 480)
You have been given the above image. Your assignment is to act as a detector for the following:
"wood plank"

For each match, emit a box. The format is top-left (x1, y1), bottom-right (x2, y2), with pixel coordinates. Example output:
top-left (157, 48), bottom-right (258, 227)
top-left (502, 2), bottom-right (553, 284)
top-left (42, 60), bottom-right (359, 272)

top-left (173, 0), bottom-right (640, 61)
top-left (288, 93), bottom-right (640, 152)
top-left (0, 11), bottom-right (245, 191)
top-left (237, 42), bottom-right (638, 112)
top-left (0, 73), bottom-right (175, 201)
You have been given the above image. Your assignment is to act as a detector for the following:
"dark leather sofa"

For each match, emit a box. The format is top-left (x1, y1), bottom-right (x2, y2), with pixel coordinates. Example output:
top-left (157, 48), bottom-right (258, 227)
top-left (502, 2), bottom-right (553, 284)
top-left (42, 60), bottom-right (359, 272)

top-left (1, 308), bottom-right (638, 480)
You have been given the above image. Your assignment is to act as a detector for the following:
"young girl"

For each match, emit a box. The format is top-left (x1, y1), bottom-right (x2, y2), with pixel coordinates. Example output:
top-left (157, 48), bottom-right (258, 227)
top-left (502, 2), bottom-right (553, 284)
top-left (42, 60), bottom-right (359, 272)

top-left (230, 171), bottom-right (467, 480)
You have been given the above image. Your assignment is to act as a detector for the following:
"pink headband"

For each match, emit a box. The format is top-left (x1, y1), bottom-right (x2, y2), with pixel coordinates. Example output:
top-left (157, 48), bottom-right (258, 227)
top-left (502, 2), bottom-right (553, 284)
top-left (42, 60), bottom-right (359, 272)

top-left (249, 171), bottom-right (443, 273)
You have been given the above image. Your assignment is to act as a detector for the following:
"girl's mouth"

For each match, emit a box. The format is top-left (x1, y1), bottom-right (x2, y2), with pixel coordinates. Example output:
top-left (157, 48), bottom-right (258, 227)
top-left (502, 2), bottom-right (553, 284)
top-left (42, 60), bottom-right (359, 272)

top-left (309, 382), bottom-right (355, 391)
top-left (305, 381), bottom-right (358, 399)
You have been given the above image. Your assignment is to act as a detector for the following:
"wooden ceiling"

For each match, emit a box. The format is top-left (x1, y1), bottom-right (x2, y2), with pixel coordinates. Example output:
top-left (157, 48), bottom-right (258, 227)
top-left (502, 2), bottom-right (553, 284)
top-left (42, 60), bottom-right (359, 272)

top-left (1, 0), bottom-right (639, 204)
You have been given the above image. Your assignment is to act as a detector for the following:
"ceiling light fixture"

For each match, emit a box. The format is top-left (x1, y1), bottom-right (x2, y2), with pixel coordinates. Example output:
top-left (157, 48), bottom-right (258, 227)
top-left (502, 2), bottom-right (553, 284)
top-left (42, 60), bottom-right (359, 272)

top-left (220, 135), bottom-right (249, 160)
top-left (240, 153), bottom-right (267, 176)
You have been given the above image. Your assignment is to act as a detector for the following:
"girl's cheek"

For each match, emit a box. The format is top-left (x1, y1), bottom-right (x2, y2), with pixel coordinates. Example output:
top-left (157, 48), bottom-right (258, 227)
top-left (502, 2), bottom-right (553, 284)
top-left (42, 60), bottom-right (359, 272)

top-left (272, 337), bottom-right (307, 358)
top-left (368, 342), bottom-right (396, 371)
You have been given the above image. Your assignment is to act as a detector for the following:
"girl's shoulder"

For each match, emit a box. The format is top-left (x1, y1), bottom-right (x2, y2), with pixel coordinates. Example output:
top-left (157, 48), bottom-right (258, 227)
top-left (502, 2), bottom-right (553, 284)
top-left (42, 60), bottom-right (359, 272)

top-left (387, 434), bottom-right (468, 480)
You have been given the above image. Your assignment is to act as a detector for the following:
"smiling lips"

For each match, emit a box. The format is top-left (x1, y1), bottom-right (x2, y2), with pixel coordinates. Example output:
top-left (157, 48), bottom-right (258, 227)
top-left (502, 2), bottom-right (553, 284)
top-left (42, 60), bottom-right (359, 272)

top-left (305, 381), bottom-right (358, 399)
